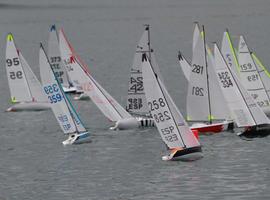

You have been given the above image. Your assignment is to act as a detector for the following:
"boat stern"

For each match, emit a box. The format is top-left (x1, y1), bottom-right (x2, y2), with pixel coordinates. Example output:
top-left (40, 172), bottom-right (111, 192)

top-left (162, 146), bottom-right (203, 161)
top-left (62, 132), bottom-right (91, 145)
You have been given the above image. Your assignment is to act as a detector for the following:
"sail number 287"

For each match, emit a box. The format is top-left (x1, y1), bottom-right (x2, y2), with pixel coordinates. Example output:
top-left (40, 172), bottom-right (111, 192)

top-left (44, 84), bottom-right (62, 104)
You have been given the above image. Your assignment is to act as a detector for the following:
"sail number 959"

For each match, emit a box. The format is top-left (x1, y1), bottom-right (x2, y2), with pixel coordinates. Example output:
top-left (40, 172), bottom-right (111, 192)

top-left (44, 84), bottom-right (62, 104)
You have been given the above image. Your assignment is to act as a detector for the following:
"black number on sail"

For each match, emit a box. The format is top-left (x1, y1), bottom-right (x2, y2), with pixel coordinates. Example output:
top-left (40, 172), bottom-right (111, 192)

top-left (240, 63), bottom-right (252, 71)
top-left (9, 71), bottom-right (23, 79)
top-left (247, 74), bottom-right (259, 82)
top-left (6, 58), bottom-right (19, 67)
top-left (129, 77), bottom-right (143, 93)
top-left (148, 98), bottom-right (166, 111)
top-left (218, 72), bottom-right (233, 88)
top-left (153, 111), bottom-right (171, 123)
top-left (161, 126), bottom-right (178, 142)
top-left (192, 86), bottom-right (204, 96)
top-left (192, 64), bottom-right (203, 74)
top-left (226, 54), bottom-right (232, 67)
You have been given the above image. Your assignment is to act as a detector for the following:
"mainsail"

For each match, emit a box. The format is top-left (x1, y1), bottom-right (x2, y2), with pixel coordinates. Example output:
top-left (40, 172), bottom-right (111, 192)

top-left (126, 25), bottom-right (162, 116)
top-left (48, 25), bottom-right (70, 88)
top-left (40, 44), bottom-right (78, 134)
top-left (221, 29), bottom-right (240, 76)
top-left (186, 27), bottom-right (210, 122)
top-left (252, 53), bottom-right (270, 98)
top-left (238, 35), bottom-right (270, 115)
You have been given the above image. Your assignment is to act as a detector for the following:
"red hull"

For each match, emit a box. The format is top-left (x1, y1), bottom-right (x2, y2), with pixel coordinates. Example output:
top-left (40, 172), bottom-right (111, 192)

top-left (191, 124), bottom-right (225, 134)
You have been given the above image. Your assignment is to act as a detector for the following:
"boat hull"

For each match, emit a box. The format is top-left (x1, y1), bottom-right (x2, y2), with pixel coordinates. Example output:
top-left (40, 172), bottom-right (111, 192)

top-left (190, 121), bottom-right (234, 134)
top-left (137, 117), bottom-right (155, 127)
top-left (162, 146), bottom-right (203, 161)
top-left (239, 125), bottom-right (270, 138)
top-left (63, 86), bottom-right (77, 93)
top-left (73, 93), bottom-right (90, 101)
top-left (6, 102), bottom-right (50, 112)
top-left (62, 132), bottom-right (91, 145)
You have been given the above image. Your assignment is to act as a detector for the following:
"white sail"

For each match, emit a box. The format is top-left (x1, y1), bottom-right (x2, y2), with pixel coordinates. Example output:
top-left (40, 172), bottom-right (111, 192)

top-left (177, 23), bottom-right (200, 82)
top-left (126, 26), bottom-right (150, 116)
top-left (214, 43), bottom-right (270, 127)
top-left (221, 29), bottom-right (240, 76)
top-left (238, 36), bottom-right (270, 114)
top-left (40, 44), bottom-right (77, 134)
top-left (142, 56), bottom-right (201, 149)
top-left (5, 33), bottom-right (32, 103)
top-left (178, 51), bottom-right (191, 81)
top-left (64, 92), bottom-right (87, 133)
top-left (48, 25), bottom-right (70, 88)
top-left (192, 22), bottom-right (201, 52)
top-left (187, 28), bottom-right (210, 122)
top-left (252, 53), bottom-right (270, 98)
top-left (58, 28), bottom-right (83, 92)
top-left (19, 52), bottom-right (47, 102)
top-left (58, 30), bottom-right (132, 121)
top-left (206, 45), bottom-right (231, 121)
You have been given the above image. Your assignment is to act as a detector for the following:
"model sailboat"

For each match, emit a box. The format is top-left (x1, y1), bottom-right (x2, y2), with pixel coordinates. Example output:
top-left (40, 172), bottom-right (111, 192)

top-left (238, 35), bottom-right (270, 116)
top-left (48, 25), bottom-right (77, 93)
top-left (142, 54), bottom-right (202, 161)
top-left (126, 24), bottom-right (160, 129)
top-left (5, 33), bottom-right (50, 112)
top-left (58, 28), bottom-right (154, 130)
top-left (39, 43), bottom-right (90, 145)
top-left (186, 25), bottom-right (232, 133)
top-left (214, 43), bottom-right (270, 137)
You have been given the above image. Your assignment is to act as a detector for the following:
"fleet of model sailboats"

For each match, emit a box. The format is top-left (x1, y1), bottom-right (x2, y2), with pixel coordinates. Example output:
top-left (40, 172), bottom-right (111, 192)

top-left (5, 23), bottom-right (270, 160)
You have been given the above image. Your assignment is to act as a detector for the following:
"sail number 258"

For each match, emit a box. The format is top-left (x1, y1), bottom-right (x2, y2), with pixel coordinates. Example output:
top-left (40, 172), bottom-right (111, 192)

top-left (148, 98), bottom-right (171, 123)
top-left (44, 84), bottom-right (62, 104)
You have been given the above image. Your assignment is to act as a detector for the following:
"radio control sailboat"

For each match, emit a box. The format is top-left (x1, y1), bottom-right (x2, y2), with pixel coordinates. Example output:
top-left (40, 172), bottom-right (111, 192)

top-left (5, 33), bottom-right (50, 112)
top-left (39, 43), bottom-right (90, 145)
top-left (142, 54), bottom-right (202, 161)
top-left (214, 43), bottom-right (270, 137)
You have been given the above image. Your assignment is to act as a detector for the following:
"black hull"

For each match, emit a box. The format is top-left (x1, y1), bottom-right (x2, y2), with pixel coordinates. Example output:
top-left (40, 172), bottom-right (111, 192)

top-left (240, 126), bottom-right (270, 138)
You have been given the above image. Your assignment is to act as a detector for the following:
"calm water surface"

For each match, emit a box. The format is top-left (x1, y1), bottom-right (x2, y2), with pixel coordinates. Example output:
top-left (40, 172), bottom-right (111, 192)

top-left (0, 0), bottom-right (270, 199)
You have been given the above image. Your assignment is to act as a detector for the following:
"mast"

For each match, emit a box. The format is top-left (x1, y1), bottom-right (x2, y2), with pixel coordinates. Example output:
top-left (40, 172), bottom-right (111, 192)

top-left (202, 26), bottom-right (212, 124)
top-left (145, 24), bottom-right (151, 62)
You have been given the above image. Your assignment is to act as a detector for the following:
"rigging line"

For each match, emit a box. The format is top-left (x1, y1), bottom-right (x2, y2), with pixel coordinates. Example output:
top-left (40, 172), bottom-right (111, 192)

top-left (202, 26), bottom-right (212, 124)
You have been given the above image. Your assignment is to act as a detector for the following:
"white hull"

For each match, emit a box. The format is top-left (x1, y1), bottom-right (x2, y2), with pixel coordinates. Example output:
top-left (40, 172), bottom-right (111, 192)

top-left (73, 93), bottom-right (90, 101)
top-left (6, 102), bottom-right (50, 112)
top-left (63, 86), bottom-right (77, 93)
top-left (110, 117), bottom-right (155, 130)
top-left (162, 147), bottom-right (203, 161)
top-left (62, 132), bottom-right (91, 145)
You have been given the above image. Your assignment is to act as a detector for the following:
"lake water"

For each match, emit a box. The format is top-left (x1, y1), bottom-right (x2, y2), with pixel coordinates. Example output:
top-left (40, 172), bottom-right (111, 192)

top-left (0, 0), bottom-right (270, 199)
